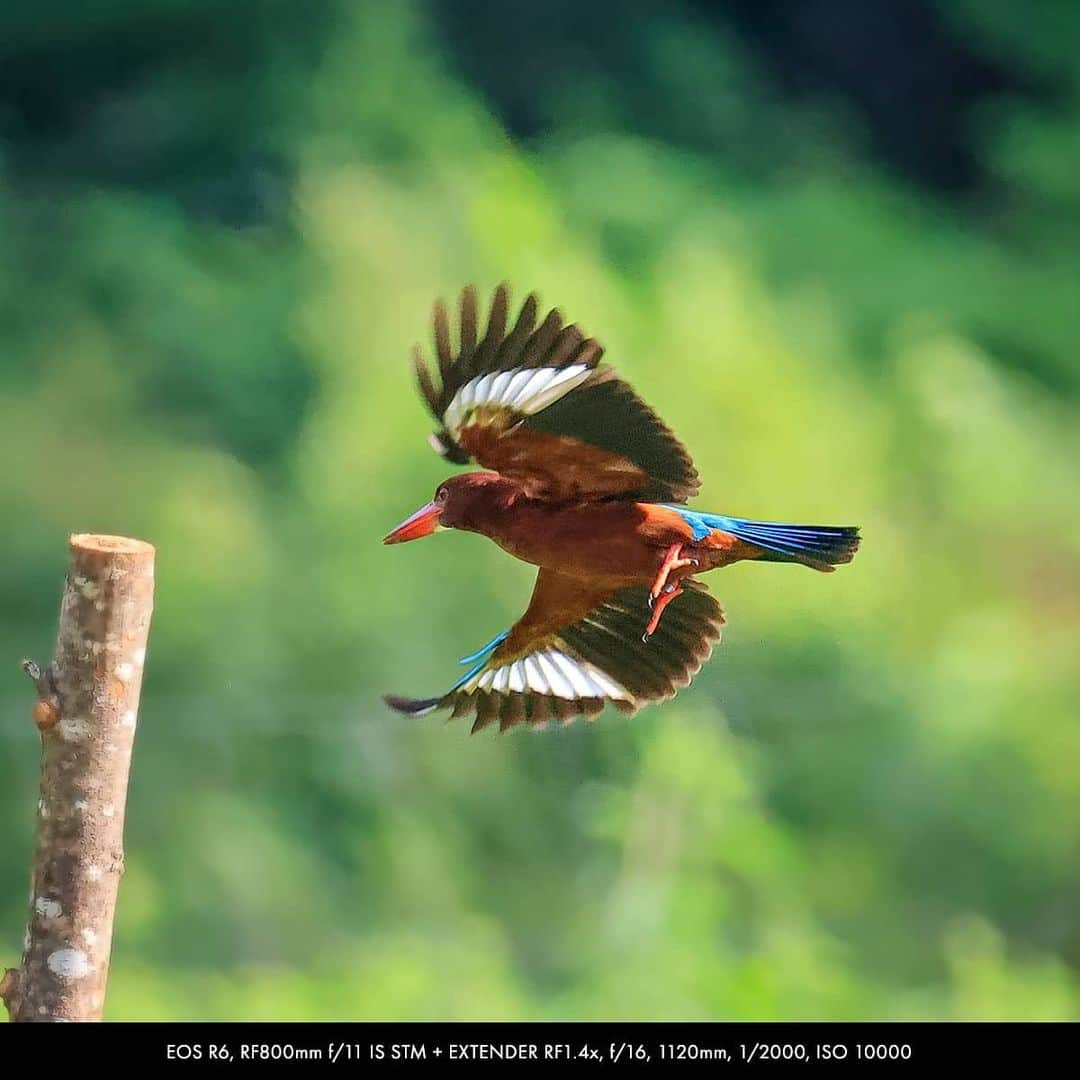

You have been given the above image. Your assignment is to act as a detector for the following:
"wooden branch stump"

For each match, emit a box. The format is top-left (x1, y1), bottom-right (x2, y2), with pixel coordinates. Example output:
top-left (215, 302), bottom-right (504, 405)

top-left (2, 534), bottom-right (155, 1022)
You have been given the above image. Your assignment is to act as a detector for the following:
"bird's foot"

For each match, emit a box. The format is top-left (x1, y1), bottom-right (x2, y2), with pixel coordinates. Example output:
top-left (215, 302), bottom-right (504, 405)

top-left (643, 583), bottom-right (684, 642)
top-left (648, 543), bottom-right (699, 608)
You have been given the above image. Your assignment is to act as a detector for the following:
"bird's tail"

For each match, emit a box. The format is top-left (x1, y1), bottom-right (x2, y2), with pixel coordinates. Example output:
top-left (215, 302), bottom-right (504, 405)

top-left (718, 516), bottom-right (860, 572)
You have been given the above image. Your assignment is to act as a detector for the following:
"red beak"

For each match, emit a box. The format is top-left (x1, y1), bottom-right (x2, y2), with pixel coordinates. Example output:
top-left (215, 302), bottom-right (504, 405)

top-left (383, 501), bottom-right (443, 544)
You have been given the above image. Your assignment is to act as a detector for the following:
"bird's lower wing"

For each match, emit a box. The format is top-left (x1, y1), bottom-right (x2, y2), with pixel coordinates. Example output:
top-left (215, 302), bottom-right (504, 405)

top-left (384, 568), bottom-right (725, 733)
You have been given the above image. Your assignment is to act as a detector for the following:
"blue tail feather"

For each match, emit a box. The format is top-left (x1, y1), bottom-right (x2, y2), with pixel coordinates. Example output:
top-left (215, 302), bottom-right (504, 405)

top-left (662, 506), bottom-right (860, 571)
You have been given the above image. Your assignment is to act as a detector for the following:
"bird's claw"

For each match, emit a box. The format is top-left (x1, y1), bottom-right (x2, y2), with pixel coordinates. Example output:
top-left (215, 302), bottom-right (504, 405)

top-left (643, 584), bottom-right (684, 641)
top-left (648, 581), bottom-right (681, 610)
top-left (649, 544), bottom-right (699, 598)
top-left (643, 544), bottom-right (699, 640)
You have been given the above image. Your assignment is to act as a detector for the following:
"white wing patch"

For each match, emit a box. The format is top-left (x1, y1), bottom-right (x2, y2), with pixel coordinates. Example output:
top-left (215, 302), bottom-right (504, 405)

top-left (461, 644), bottom-right (631, 701)
top-left (443, 364), bottom-right (593, 437)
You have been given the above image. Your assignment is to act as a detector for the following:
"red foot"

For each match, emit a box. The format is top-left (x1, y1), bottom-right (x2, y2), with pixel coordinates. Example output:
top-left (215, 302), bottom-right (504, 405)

top-left (643, 584), bottom-right (683, 641)
top-left (643, 543), bottom-right (700, 641)
top-left (649, 543), bottom-right (699, 604)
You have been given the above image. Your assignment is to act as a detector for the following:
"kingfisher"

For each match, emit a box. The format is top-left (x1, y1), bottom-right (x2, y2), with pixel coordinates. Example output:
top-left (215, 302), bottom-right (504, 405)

top-left (383, 284), bottom-right (860, 732)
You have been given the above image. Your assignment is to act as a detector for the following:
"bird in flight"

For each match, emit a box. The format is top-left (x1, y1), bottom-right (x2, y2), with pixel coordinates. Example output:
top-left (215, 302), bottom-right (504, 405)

top-left (383, 285), bottom-right (859, 732)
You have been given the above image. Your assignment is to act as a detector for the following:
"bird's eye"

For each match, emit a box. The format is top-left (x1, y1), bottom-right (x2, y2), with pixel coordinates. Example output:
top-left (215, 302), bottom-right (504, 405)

top-left (435, 487), bottom-right (448, 505)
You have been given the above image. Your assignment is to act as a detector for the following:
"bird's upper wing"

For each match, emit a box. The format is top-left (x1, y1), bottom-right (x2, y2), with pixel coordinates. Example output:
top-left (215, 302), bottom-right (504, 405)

top-left (411, 284), bottom-right (700, 503)
top-left (384, 568), bottom-right (724, 733)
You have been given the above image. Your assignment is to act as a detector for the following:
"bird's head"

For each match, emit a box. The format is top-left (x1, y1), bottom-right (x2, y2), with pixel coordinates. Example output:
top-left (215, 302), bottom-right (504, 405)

top-left (383, 472), bottom-right (517, 544)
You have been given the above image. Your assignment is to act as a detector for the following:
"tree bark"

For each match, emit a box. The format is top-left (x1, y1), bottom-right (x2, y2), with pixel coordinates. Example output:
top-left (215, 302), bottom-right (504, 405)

top-left (2, 534), bottom-right (155, 1022)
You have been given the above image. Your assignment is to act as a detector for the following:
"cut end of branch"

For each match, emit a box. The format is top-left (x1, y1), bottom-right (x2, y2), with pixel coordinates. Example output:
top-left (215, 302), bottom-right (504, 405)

top-left (68, 534), bottom-right (156, 558)
top-left (67, 533), bottom-right (155, 584)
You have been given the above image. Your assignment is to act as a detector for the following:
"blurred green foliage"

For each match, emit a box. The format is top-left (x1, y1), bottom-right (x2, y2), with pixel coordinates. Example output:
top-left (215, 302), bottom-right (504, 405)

top-left (2, 2), bottom-right (1078, 1020)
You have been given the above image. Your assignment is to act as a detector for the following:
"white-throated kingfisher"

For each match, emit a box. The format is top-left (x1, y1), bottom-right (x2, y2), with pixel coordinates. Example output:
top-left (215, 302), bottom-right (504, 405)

top-left (383, 285), bottom-right (860, 732)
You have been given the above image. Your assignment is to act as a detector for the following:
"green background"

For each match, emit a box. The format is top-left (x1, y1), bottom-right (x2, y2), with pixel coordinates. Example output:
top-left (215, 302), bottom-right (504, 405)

top-left (2, 1), bottom-right (1078, 1020)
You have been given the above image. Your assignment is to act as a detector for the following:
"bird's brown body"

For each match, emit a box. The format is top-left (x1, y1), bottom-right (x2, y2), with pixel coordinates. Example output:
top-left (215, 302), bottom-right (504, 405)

top-left (444, 474), bottom-right (761, 589)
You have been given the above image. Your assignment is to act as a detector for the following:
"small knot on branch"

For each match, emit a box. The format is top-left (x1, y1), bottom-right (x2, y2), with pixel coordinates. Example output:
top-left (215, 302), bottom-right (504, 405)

top-left (1, 968), bottom-right (20, 1016)
top-left (22, 659), bottom-right (61, 732)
